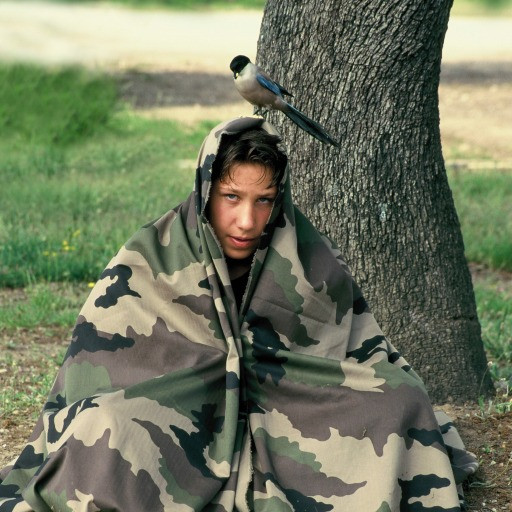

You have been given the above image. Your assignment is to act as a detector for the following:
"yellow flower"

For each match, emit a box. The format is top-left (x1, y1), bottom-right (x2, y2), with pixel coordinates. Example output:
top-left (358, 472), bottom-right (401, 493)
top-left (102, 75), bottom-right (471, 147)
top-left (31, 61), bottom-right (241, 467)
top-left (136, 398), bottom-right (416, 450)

top-left (87, 282), bottom-right (95, 288)
top-left (42, 250), bottom-right (50, 256)
top-left (72, 229), bottom-right (81, 238)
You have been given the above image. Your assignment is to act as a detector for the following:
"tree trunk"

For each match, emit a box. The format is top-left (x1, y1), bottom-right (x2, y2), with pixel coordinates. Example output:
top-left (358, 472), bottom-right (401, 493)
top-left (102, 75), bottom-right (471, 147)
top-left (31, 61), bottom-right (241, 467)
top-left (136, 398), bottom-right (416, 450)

top-left (256, 0), bottom-right (494, 403)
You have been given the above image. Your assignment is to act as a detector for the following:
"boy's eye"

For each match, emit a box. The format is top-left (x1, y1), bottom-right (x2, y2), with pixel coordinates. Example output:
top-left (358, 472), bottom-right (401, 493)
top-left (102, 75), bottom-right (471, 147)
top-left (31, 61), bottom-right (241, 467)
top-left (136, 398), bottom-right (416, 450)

top-left (225, 194), bottom-right (238, 200)
top-left (258, 197), bottom-right (275, 204)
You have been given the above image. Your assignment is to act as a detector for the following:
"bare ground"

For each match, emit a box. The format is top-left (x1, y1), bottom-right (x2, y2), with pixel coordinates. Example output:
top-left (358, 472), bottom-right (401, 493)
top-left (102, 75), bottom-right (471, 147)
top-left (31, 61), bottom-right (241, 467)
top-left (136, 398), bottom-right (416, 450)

top-left (439, 61), bottom-right (512, 162)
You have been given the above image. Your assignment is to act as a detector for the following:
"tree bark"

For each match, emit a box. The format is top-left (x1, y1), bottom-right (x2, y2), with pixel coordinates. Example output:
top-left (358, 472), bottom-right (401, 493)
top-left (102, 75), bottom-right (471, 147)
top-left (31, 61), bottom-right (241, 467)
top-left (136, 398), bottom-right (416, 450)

top-left (257, 0), bottom-right (494, 403)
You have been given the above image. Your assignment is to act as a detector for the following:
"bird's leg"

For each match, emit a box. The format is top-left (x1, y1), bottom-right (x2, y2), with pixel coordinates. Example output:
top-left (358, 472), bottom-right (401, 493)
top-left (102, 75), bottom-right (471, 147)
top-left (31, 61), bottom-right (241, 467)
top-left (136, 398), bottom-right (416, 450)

top-left (254, 106), bottom-right (269, 118)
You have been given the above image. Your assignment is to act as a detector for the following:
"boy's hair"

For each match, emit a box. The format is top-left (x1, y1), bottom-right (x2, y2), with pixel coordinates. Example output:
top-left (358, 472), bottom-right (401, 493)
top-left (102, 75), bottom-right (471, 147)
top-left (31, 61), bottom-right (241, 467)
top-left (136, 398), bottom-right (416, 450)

top-left (211, 129), bottom-right (287, 186)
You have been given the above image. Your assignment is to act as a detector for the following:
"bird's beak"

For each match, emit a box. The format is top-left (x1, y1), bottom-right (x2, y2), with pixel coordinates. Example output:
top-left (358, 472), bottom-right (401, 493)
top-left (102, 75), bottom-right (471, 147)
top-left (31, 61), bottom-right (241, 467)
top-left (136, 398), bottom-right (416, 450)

top-left (234, 72), bottom-right (239, 79)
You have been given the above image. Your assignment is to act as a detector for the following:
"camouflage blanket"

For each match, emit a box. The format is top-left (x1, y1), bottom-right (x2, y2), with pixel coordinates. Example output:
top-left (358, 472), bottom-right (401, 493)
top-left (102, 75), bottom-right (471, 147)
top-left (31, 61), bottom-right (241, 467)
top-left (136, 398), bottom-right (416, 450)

top-left (1, 117), bottom-right (475, 511)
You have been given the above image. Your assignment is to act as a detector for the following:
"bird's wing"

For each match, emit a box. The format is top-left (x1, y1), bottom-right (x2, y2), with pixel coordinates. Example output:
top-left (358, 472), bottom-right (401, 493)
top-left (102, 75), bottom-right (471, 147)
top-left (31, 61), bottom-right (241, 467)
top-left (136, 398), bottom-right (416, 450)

top-left (255, 72), bottom-right (293, 98)
top-left (274, 80), bottom-right (293, 97)
top-left (255, 73), bottom-right (282, 96)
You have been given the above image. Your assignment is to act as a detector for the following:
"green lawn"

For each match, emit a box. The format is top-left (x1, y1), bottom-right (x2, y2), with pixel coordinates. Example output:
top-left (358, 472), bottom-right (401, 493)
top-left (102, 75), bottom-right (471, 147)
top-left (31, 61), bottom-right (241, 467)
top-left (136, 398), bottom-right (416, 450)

top-left (0, 117), bottom-right (212, 286)
top-left (474, 276), bottom-right (512, 382)
top-left (448, 169), bottom-right (512, 272)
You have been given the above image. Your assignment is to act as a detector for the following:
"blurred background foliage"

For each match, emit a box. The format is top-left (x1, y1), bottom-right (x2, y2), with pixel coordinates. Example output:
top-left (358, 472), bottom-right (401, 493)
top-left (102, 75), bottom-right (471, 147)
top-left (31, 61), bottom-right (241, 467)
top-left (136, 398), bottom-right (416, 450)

top-left (0, 63), bottom-right (215, 286)
top-left (53, 0), bottom-right (267, 10)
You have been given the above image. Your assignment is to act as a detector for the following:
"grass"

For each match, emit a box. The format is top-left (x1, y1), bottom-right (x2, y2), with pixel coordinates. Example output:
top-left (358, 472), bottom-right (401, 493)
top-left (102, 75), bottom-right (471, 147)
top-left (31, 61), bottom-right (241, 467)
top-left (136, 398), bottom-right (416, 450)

top-left (1, 348), bottom-right (65, 419)
top-left (0, 64), bottom-right (118, 145)
top-left (0, 282), bottom-right (90, 328)
top-left (0, 128), bottom-right (197, 286)
top-left (0, 64), bottom-right (217, 287)
top-left (0, 283), bottom-right (90, 419)
top-left (448, 169), bottom-right (512, 272)
top-left (474, 277), bottom-right (512, 382)
top-left (0, 118), bottom-right (211, 286)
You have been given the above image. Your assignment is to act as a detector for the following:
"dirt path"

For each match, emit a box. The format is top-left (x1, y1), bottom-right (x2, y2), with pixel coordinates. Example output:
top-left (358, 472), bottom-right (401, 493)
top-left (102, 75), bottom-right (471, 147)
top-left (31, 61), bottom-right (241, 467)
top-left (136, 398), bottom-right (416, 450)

top-left (439, 65), bottom-right (512, 162)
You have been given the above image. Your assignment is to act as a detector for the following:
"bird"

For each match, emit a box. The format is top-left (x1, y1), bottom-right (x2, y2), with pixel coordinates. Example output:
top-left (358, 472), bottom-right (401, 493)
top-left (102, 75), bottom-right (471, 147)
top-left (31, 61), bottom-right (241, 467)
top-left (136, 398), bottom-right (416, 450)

top-left (229, 55), bottom-right (339, 147)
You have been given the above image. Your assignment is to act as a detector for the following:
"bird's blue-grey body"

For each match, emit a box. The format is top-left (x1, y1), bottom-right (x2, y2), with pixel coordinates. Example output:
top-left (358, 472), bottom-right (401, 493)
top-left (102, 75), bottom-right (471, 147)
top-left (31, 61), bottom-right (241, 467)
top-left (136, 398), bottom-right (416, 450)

top-left (230, 55), bottom-right (339, 147)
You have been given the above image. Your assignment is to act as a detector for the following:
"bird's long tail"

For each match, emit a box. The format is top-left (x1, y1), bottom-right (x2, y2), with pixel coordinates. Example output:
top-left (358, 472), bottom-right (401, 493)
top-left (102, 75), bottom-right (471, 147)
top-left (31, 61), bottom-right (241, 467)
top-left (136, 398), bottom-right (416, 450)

top-left (283, 104), bottom-right (339, 147)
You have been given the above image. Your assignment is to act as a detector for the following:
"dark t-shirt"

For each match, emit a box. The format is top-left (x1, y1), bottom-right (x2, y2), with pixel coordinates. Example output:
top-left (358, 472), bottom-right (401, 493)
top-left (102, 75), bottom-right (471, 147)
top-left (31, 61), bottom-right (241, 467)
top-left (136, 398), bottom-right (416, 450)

top-left (231, 270), bottom-right (250, 311)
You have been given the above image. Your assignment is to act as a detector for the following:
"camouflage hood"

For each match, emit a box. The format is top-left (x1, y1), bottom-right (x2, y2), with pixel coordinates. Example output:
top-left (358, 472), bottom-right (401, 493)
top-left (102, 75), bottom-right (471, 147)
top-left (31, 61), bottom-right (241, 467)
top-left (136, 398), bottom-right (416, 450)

top-left (1, 117), bottom-right (474, 511)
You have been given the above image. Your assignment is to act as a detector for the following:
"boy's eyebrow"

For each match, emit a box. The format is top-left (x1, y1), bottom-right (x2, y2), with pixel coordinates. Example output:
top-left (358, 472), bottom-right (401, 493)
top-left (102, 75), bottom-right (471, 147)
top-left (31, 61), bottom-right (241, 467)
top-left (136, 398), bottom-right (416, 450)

top-left (216, 183), bottom-right (240, 194)
top-left (217, 182), bottom-right (277, 192)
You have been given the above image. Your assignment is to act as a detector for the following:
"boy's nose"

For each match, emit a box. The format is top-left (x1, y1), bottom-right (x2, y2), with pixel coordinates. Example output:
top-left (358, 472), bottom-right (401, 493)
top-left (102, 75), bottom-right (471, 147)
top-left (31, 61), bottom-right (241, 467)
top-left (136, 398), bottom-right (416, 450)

top-left (236, 204), bottom-right (256, 231)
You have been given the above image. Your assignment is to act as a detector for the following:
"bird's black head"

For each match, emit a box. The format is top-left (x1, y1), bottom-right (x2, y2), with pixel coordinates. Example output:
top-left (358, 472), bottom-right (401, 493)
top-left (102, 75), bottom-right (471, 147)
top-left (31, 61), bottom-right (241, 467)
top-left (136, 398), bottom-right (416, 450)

top-left (230, 55), bottom-right (251, 78)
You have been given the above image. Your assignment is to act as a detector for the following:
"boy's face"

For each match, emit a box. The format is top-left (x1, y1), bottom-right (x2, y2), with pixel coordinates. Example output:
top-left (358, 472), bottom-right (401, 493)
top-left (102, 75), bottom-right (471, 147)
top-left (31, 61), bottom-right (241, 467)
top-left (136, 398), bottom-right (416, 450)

top-left (208, 162), bottom-right (278, 260)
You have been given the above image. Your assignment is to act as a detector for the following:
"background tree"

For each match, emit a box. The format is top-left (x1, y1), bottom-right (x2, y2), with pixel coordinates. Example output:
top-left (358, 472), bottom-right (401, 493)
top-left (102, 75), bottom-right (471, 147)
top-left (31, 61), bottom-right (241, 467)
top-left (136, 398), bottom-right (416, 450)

top-left (256, 0), bottom-right (494, 403)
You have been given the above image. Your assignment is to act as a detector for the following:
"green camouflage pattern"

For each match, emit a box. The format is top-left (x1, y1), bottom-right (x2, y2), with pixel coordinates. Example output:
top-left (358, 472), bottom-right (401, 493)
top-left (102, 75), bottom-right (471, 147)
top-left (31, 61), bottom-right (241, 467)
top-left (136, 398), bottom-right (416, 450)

top-left (1, 117), bottom-right (475, 511)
